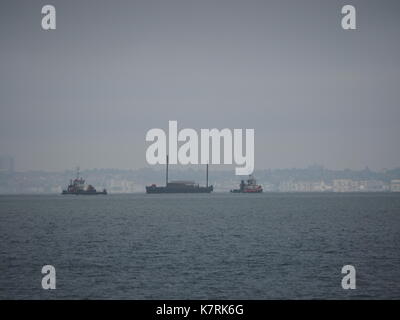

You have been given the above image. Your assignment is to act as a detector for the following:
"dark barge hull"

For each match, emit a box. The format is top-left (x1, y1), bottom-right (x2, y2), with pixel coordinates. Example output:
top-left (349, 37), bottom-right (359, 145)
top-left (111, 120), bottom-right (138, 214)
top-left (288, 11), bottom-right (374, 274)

top-left (146, 155), bottom-right (213, 194)
top-left (146, 186), bottom-right (213, 194)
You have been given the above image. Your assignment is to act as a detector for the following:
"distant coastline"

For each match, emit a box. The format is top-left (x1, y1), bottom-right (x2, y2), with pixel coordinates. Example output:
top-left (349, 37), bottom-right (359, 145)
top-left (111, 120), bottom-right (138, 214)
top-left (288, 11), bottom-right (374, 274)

top-left (1, 165), bottom-right (400, 194)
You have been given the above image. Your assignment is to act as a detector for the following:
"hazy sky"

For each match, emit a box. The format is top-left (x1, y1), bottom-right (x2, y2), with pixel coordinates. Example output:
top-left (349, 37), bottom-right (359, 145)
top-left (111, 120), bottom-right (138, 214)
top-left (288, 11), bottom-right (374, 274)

top-left (1, 0), bottom-right (399, 171)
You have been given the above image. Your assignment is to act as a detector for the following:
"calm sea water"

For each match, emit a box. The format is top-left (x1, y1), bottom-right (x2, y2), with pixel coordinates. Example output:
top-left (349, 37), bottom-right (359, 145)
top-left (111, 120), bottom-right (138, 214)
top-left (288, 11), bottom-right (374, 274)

top-left (0, 193), bottom-right (399, 299)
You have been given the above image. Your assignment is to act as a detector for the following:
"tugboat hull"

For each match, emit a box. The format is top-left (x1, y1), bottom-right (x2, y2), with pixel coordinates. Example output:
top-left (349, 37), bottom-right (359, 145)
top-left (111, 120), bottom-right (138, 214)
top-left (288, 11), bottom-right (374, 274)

top-left (230, 188), bottom-right (262, 193)
top-left (61, 167), bottom-right (107, 195)
top-left (230, 175), bottom-right (263, 193)
top-left (62, 190), bottom-right (107, 195)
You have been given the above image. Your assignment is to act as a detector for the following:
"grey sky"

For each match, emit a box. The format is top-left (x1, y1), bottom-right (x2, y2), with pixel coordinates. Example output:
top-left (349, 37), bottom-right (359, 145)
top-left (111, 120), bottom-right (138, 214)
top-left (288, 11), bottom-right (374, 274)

top-left (1, 0), bottom-right (399, 171)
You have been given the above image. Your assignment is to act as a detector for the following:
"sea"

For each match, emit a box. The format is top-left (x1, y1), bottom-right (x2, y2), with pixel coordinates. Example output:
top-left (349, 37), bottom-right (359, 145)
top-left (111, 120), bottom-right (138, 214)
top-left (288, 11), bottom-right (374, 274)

top-left (0, 193), bottom-right (399, 299)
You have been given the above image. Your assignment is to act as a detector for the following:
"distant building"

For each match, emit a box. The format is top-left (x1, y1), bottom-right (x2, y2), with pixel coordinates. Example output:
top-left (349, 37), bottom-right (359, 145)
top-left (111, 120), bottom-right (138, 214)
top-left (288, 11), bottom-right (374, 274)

top-left (108, 179), bottom-right (138, 193)
top-left (333, 179), bottom-right (388, 192)
top-left (333, 179), bottom-right (359, 192)
top-left (358, 180), bottom-right (388, 192)
top-left (390, 180), bottom-right (400, 192)
top-left (0, 156), bottom-right (14, 173)
top-left (279, 180), bottom-right (331, 192)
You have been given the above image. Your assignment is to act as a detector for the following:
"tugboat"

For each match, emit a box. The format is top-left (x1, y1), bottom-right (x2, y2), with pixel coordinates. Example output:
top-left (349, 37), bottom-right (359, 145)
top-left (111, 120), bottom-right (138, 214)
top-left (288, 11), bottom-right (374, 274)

top-left (146, 156), bottom-right (213, 194)
top-left (231, 175), bottom-right (263, 193)
top-left (62, 167), bottom-right (107, 195)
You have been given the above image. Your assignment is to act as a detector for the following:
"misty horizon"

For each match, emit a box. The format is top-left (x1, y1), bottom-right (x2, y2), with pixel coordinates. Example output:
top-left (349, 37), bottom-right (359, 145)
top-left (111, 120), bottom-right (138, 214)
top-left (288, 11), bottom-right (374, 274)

top-left (2, 158), bottom-right (400, 174)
